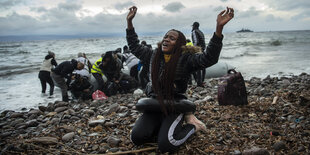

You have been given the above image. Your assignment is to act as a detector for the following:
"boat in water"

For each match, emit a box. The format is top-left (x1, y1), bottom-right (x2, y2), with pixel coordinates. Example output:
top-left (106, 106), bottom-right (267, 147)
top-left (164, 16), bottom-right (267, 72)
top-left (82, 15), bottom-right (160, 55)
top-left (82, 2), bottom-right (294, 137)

top-left (237, 28), bottom-right (253, 33)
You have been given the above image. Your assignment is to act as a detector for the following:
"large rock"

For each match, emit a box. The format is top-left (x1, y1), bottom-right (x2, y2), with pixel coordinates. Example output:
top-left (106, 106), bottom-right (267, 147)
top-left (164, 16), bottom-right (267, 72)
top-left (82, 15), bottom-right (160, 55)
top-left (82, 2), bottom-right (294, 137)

top-left (30, 137), bottom-right (58, 145)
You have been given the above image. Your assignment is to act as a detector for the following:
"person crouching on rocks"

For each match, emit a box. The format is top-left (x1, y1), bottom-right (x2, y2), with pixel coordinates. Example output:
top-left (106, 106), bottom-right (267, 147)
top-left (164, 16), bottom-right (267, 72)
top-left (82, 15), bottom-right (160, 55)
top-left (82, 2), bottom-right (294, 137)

top-left (51, 59), bottom-right (84, 102)
top-left (126, 6), bottom-right (234, 153)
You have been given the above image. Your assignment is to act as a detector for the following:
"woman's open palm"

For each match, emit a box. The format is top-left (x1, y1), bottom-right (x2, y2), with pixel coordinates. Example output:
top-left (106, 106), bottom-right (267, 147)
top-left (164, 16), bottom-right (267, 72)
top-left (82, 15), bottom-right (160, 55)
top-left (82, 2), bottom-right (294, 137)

top-left (217, 7), bottom-right (234, 27)
top-left (127, 6), bottom-right (137, 21)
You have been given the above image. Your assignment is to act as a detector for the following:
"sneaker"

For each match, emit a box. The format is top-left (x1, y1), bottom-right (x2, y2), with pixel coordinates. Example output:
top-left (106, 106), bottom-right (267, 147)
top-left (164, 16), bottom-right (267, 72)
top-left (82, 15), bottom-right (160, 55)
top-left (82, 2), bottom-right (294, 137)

top-left (48, 95), bottom-right (54, 98)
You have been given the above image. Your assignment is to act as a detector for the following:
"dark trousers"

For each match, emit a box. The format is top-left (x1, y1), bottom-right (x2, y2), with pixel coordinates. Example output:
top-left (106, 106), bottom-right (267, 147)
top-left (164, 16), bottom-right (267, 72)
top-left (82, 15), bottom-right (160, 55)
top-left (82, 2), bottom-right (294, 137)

top-left (130, 64), bottom-right (139, 84)
top-left (92, 73), bottom-right (105, 91)
top-left (131, 112), bottom-right (195, 153)
top-left (139, 66), bottom-right (149, 89)
top-left (38, 71), bottom-right (54, 95)
top-left (193, 69), bottom-right (206, 86)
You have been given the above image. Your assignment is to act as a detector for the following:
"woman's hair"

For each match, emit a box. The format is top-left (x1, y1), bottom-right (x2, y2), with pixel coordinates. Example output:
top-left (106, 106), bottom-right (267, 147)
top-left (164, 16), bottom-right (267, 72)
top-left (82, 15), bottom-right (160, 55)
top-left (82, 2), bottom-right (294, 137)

top-left (151, 29), bottom-right (186, 115)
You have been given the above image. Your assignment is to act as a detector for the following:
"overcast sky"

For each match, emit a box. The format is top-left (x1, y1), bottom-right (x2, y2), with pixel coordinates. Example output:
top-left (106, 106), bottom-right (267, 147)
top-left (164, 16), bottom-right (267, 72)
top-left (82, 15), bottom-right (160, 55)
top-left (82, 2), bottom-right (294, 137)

top-left (0, 0), bottom-right (309, 36)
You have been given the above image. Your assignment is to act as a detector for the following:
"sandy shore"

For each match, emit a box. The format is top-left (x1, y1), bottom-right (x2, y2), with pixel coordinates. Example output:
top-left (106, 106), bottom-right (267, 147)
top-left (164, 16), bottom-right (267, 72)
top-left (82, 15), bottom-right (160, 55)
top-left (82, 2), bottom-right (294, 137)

top-left (0, 73), bottom-right (309, 154)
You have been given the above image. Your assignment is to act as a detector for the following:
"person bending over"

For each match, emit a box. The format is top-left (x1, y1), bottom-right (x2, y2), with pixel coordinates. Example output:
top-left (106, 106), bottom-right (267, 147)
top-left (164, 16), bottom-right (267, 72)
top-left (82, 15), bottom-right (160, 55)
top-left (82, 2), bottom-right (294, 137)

top-left (126, 6), bottom-right (234, 153)
top-left (51, 59), bottom-right (84, 102)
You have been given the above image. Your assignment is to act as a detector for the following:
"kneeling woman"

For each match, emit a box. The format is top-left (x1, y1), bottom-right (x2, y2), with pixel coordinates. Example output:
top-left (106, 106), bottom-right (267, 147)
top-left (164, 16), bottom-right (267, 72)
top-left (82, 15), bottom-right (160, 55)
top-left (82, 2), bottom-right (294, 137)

top-left (126, 6), bottom-right (234, 153)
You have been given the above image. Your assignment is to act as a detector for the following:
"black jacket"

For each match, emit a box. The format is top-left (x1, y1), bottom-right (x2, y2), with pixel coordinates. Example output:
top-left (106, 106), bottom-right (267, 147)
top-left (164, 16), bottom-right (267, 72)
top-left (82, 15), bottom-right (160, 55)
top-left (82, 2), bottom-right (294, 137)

top-left (192, 28), bottom-right (206, 51)
top-left (126, 28), bottom-right (223, 99)
top-left (52, 59), bottom-right (78, 79)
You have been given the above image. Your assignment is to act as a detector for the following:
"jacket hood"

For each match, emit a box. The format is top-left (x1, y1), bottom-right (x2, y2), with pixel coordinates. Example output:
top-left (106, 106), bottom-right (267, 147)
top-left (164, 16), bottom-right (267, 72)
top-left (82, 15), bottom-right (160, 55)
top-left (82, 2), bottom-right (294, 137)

top-left (181, 45), bottom-right (202, 54)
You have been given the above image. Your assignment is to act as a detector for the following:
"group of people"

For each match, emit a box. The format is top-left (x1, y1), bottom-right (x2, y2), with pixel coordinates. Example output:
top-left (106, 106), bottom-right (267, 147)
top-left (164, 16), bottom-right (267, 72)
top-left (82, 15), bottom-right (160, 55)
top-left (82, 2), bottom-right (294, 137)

top-left (38, 47), bottom-right (147, 102)
top-left (38, 5), bottom-right (234, 153)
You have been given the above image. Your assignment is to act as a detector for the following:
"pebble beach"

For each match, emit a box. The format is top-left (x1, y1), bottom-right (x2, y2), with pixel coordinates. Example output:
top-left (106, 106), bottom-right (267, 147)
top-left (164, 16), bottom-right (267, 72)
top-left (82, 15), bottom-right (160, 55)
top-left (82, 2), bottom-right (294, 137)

top-left (0, 73), bottom-right (309, 154)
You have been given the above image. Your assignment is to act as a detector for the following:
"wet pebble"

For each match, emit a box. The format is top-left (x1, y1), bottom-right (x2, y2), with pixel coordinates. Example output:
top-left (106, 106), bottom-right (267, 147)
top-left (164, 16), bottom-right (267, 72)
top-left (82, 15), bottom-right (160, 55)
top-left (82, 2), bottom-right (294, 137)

top-left (62, 132), bottom-right (75, 142)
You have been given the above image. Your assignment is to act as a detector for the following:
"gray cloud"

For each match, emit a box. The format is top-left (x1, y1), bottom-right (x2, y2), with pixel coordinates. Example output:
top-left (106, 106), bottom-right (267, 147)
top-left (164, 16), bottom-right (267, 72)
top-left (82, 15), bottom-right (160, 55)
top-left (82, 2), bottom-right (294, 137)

top-left (57, 2), bottom-right (82, 12)
top-left (163, 2), bottom-right (185, 13)
top-left (261, 0), bottom-right (310, 11)
top-left (30, 7), bottom-right (48, 13)
top-left (0, 0), bottom-right (22, 10)
top-left (114, 1), bottom-right (135, 11)
top-left (237, 7), bottom-right (261, 18)
top-left (0, 1), bottom-right (310, 36)
top-left (265, 14), bottom-right (283, 22)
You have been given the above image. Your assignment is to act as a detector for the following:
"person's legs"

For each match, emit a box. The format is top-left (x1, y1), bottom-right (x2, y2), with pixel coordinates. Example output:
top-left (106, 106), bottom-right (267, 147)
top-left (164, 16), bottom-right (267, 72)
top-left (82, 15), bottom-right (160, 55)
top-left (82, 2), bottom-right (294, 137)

top-left (46, 74), bottom-right (54, 96)
top-left (51, 72), bottom-right (68, 101)
top-left (131, 112), bottom-right (163, 145)
top-left (92, 73), bottom-right (105, 91)
top-left (194, 70), bottom-right (203, 87)
top-left (157, 113), bottom-right (196, 153)
top-left (201, 69), bottom-right (206, 83)
top-left (130, 64), bottom-right (139, 83)
top-left (39, 72), bottom-right (47, 94)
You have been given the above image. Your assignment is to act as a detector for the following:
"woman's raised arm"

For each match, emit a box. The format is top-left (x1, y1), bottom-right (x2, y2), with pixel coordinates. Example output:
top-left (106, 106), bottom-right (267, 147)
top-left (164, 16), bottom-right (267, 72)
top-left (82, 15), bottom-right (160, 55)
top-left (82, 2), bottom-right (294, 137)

top-left (127, 6), bottom-right (137, 30)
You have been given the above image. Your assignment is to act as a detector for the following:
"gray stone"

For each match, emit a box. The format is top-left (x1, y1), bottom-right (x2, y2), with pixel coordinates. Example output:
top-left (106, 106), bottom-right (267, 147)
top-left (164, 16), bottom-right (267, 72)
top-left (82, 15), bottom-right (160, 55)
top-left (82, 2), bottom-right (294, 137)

top-left (10, 112), bottom-right (24, 118)
top-left (109, 148), bottom-right (119, 153)
top-left (28, 109), bottom-right (43, 115)
top-left (233, 150), bottom-right (242, 155)
top-left (26, 119), bottom-right (39, 127)
top-left (88, 133), bottom-right (101, 137)
top-left (107, 136), bottom-right (121, 147)
top-left (84, 109), bottom-right (95, 115)
top-left (89, 119), bottom-right (105, 127)
top-left (55, 101), bottom-right (69, 108)
top-left (243, 147), bottom-right (269, 155)
top-left (273, 141), bottom-right (286, 151)
top-left (54, 107), bottom-right (68, 113)
top-left (38, 106), bottom-right (47, 112)
top-left (30, 137), bottom-right (58, 145)
top-left (108, 103), bottom-right (120, 114)
top-left (62, 132), bottom-right (75, 142)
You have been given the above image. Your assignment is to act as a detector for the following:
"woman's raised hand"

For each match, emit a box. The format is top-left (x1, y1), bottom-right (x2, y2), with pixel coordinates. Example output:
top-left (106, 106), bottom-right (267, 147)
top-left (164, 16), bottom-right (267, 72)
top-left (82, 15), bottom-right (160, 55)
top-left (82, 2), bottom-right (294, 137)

top-left (217, 7), bottom-right (234, 27)
top-left (215, 7), bottom-right (234, 37)
top-left (127, 6), bottom-right (137, 21)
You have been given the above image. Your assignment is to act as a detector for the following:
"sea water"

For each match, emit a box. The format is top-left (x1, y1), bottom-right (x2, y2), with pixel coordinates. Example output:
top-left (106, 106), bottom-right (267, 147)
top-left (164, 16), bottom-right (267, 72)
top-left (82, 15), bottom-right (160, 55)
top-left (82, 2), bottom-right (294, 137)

top-left (0, 30), bottom-right (309, 112)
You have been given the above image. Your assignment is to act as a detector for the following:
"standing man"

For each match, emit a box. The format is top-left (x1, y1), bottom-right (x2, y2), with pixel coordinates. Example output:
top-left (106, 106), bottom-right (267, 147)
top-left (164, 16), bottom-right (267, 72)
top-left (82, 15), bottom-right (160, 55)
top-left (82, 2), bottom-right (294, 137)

top-left (191, 22), bottom-right (206, 87)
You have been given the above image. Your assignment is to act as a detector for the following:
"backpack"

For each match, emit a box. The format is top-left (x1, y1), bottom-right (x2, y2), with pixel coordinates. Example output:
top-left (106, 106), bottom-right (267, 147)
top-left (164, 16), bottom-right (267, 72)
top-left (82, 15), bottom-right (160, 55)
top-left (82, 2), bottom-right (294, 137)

top-left (217, 69), bottom-right (248, 106)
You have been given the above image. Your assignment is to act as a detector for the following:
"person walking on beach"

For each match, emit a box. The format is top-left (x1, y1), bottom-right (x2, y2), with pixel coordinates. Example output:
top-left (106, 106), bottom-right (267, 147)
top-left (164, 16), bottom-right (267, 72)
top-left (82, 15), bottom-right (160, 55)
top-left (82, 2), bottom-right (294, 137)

top-left (38, 51), bottom-right (57, 97)
top-left (126, 6), bottom-right (234, 153)
top-left (192, 21), bottom-right (207, 87)
top-left (51, 59), bottom-right (84, 102)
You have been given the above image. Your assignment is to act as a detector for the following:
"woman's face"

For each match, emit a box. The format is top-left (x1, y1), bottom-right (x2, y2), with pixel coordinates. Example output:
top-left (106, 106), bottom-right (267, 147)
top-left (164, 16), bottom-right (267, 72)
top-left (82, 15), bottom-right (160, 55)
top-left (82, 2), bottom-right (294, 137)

top-left (162, 30), bottom-right (179, 52)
